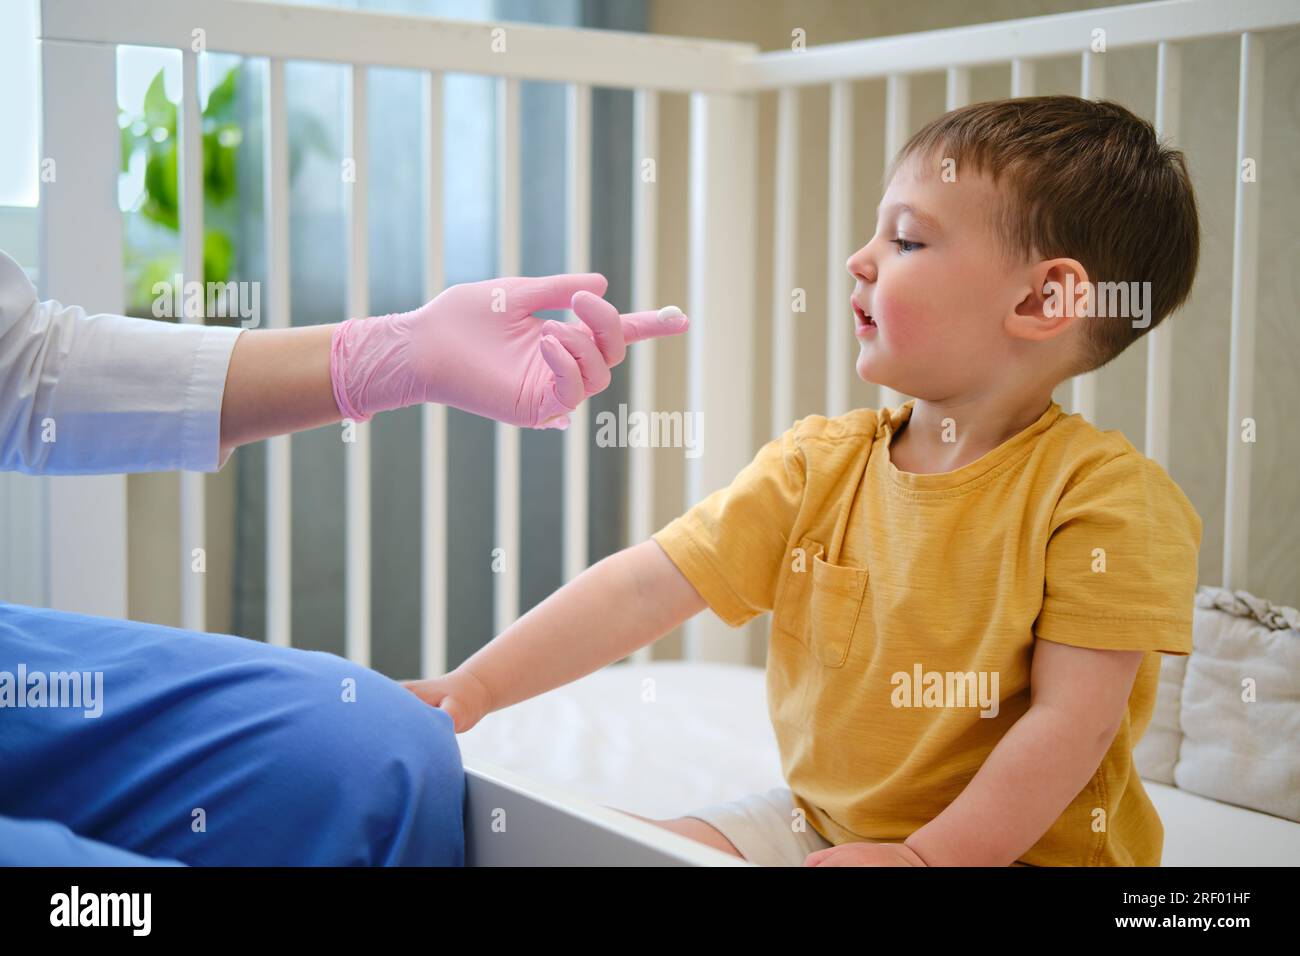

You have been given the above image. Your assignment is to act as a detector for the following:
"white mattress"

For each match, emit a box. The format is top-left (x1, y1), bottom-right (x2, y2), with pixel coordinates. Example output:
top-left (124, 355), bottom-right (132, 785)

top-left (459, 660), bottom-right (1300, 866)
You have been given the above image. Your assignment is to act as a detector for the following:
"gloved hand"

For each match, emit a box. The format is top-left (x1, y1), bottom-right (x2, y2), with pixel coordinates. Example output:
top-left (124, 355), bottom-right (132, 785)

top-left (329, 273), bottom-right (689, 429)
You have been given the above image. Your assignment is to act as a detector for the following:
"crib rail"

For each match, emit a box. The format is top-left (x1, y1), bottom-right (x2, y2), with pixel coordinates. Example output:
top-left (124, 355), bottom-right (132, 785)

top-left (37, 0), bottom-right (751, 92)
top-left (34, 0), bottom-right (1299, 670)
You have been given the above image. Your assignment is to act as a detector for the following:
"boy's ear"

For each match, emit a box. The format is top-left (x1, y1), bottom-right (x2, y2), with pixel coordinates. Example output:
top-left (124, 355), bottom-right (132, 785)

top-left (1007, 257), bottom-right (1090, 342)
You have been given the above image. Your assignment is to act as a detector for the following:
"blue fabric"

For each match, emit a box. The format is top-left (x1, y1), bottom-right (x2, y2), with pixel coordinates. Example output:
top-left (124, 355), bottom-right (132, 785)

top-left (0, 815), bottom-right (185, 866)
top-left (0, 602), bottom-right (465, 866)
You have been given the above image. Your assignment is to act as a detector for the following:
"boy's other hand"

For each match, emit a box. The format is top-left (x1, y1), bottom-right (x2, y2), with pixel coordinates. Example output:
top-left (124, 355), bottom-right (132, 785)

top-left (802, 842), bottom-right (929, 867)
top-left (402, 667), bottom-right (494, 734)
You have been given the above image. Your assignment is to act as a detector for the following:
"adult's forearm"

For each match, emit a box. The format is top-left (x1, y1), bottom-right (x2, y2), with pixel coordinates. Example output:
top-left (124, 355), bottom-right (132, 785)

top-left (904, 705), bottom-right (1118, 866)
top-left (217, 323), bottom-right (341, 459)
top-left (460, 541), bottom-right (686, 714)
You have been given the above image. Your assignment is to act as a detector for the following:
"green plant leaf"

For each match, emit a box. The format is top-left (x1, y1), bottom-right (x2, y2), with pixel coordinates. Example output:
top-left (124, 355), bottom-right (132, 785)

top-left (204, 229), bottom-right (234, 285)
top-left (204, 66), bottom-right (238, 123)
top-left (203, 125), bottom-right (240, 204)
top-left (143, 70), bottom-right (174, 132)
top-left (120, 123), bottom-right (134, 173)
top-left (142, 141), bottom-right (179, 230)
top-left (123, 63), bottom-right (249, 289)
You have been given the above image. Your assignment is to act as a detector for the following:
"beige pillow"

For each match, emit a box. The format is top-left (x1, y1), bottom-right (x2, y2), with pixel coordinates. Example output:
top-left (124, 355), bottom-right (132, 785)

top-left (1133, 652), bottom-right (1187, 785)
top-left (1173, 586), bottom-right (1300, 823)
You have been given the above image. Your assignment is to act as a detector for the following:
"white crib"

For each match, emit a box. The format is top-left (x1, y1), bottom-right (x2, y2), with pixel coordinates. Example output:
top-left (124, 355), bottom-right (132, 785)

top-left (26, 0), bottom-right (1300, 865)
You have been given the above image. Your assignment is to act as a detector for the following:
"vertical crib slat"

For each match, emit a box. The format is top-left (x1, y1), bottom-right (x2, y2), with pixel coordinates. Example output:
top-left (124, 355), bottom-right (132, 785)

top-left (878, 74), bottom-right (909, 410)
top-left (766, 84), bottom-right (802, 659)
top-left (421, 71), bottom-right (449, 676)
top-left (1011, 59), bottom-right (1035, 96)
top-left (564, 82), bottom-right (592, 584)
top-left (686, 90), bottom-right (756, 662)
top-left (1071, 50), bottom-right (1106, 423)
top-left (771, 86), bottom-right (798, 438)
top-left (1145, 42), bottom-right (1181, 471)
top-left (629, 88), bottom-right (658, 665)
top-left (1081, 48), bottom-right (1107, 100)
top-left (1223, 32), bottom-right (1264, 590)
top-left (264, 57), bottom-right (292, 647)
top-left (825, 79), bottom-right (853, 418)
top-left (344, 64), bottom-right (372, 666)
top-left (495, 76), bottom-right (522, 633)
top-left (945, 67), bottom-right (970, 109)
top-left (37, 37), bottom-right (128, 617)
top-left (179, 49), bottom-right (206, 632)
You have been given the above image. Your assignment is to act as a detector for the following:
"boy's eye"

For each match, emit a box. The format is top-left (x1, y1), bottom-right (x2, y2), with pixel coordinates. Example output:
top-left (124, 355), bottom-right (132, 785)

top-left (891, 238), bottom-right (922, 254)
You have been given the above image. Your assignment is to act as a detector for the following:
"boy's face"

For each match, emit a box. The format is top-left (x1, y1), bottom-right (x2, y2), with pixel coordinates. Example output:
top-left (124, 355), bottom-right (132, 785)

top-left (846, 154), bottom-right (1039, 399)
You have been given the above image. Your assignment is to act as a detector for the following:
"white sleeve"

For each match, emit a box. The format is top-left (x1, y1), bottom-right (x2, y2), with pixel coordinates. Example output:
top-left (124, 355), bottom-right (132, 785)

top-left (0, 250), bottom-right (245, 475)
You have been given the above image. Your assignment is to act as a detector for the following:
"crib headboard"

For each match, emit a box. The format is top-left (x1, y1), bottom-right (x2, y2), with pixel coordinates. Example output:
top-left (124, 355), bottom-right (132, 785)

top-left (30, 0), bottom-right (1299, 671)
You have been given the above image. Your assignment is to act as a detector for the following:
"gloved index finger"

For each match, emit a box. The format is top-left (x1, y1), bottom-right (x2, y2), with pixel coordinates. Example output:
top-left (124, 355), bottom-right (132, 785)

top-left (621, 306), bottom-right (690, 344)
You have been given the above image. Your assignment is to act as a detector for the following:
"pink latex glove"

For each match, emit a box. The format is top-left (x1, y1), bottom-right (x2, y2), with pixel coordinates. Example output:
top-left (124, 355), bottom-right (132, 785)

top-left (329, 274), bottom-right (688, 429)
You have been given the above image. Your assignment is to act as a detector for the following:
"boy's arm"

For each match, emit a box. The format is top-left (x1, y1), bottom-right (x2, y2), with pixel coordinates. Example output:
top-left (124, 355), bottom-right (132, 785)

top-left (903, 640), bottom-right (1145, 867)
top-left (458, 540), bottom-right (707, 715)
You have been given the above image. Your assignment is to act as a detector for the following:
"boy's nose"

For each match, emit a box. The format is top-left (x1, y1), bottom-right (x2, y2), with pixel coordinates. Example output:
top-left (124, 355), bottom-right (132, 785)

top-left (845, 243), bottom-right (875, 282)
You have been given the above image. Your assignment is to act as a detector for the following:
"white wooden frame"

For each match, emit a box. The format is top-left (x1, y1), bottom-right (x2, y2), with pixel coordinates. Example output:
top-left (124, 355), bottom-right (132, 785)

top-left (463, 755), bottom-right (749, 866)
top-left (31, 0), bottom-right (1298, 865)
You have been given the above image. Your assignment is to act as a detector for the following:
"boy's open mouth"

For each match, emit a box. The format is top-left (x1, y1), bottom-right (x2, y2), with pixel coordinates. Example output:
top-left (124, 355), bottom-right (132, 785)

top-left (852, 298), bottom-right (876, 331)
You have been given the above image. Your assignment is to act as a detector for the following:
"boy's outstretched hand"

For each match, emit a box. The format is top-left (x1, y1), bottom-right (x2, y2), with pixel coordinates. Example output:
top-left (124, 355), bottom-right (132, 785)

top-left (402, 667), bottom-right (494, 734)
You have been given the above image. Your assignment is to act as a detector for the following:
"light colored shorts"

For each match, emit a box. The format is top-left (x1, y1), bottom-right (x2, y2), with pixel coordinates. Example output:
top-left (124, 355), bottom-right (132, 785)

top-left (683, 787), bottom-right (834, 866)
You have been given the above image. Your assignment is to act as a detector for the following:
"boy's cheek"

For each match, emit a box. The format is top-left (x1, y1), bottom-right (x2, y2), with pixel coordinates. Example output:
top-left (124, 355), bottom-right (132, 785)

top-left (874, 294), bottom-right (924, 349)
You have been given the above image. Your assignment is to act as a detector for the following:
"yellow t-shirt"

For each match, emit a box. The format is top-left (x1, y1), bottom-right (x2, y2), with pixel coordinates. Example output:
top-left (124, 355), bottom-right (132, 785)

top-left (651, 398), bottom-right (1202, 866)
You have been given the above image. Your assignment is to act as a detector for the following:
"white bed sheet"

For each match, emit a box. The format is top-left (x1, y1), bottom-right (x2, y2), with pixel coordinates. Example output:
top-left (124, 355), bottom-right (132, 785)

top-left (458, 660), bottom-right (1300, 866)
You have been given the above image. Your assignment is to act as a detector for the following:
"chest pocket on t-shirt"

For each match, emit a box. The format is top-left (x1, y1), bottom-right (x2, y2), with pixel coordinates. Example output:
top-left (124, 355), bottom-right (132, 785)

top-left (773, 536), bottom-right (869, 668)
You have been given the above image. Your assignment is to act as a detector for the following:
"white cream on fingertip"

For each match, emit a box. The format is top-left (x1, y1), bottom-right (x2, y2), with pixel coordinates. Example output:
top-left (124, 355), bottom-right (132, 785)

top-left (658, 305), bottom-right (685, 323)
